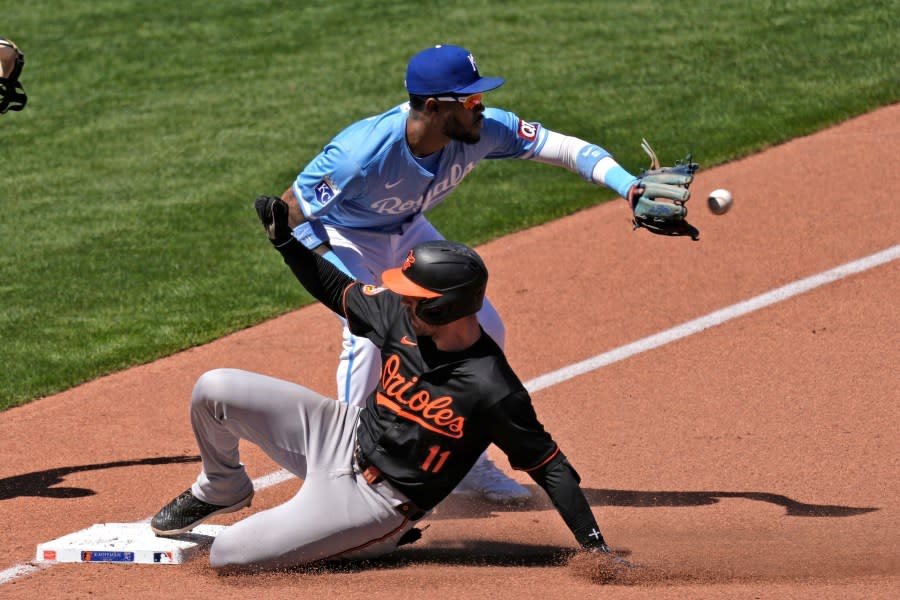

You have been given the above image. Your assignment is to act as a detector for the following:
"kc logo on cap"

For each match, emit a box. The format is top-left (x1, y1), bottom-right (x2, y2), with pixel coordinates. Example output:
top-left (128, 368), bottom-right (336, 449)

top-left (404, 44), bottom-right (505, 97)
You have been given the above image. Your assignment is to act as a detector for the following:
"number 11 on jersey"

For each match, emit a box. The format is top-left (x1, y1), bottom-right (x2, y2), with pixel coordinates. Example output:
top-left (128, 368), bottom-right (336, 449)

top-left (421, 445), bottom-right (450, 473)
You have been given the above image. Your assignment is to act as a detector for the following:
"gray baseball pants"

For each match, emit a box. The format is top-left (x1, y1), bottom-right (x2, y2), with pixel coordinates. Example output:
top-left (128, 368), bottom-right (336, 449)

top-left (187, 368), bottom-right (417, 570)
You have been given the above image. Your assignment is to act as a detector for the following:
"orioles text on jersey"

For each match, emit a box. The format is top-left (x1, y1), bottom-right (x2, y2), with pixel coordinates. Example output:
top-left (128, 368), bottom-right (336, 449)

top-left (376, 354), bottom-right (464, 438)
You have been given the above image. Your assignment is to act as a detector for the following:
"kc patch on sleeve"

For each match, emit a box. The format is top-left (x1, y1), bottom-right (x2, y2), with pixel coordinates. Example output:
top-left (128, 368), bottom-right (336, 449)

top-left (314, 176), bottom-right (341, 206)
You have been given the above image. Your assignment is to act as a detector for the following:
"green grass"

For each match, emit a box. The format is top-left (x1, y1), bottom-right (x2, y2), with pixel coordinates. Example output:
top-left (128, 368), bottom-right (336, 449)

top-left (2, 0), bottom-right (897, 410)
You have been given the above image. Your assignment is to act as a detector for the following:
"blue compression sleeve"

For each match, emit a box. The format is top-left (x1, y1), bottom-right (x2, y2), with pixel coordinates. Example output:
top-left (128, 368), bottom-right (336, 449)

top-left (572, 143), bottom-right (639, 198)
top-left (574, 144), bottom-right (610, 181)
top-left (602, 165), bottom-right (640, 199)
top-left (292, 220), bottom-right (327, 250)
top-left (291, 221), bottom-right (352, 277)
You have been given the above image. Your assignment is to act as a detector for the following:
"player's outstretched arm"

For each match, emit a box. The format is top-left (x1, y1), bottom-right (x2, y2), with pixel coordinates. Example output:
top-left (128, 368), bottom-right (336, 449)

top-left (528, 451), bottom-right (611, 551)
top-left (253, 195), bottom-right (354, 314)
top-left (488, 391), bottom-right (618, 554)
top-left (531, 129), bottom-right (639, 199)
top-left (532, 131), bottom-right (699, 239)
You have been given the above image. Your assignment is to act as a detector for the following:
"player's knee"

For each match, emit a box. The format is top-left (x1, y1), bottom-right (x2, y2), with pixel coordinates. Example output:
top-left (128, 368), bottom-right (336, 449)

top-left (208, 532), bottom-right (246, 571)
top-left (191, 368), bottom-right (236, 408)
top-left (209, 527), bottom-right (296, 573)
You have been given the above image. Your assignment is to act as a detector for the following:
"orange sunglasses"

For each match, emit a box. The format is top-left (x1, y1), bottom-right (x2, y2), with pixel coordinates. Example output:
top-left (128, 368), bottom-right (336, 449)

top-left (433, 92), bottom-right (484, 110)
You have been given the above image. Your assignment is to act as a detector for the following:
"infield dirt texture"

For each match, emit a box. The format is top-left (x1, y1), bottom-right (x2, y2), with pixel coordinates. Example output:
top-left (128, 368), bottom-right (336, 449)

top-left (1, 105), bottom-right (898, 598)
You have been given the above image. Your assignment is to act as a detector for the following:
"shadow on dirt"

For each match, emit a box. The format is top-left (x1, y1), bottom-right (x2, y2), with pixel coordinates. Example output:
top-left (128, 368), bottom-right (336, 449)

top-left (214, 540), bottom-right (576, 578)
top-left (0, 455), bottom-right (200, 500)
top-left (0, 462), bottom-right (877, 520)
top-left (432, 486), bottom-right (877, 519)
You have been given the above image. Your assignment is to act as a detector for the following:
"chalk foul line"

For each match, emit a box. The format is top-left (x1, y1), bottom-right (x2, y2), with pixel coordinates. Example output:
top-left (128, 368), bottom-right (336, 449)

top-left (524, 244), bottom-right (900, 394)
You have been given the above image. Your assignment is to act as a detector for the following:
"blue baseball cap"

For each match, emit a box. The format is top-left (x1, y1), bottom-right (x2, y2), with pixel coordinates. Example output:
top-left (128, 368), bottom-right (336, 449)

top-left (405, 44), bottom-right (505, 96)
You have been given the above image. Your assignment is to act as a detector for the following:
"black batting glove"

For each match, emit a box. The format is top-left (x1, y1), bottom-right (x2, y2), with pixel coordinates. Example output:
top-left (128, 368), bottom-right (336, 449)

top-left (254, 195), bottom-right (293, 247)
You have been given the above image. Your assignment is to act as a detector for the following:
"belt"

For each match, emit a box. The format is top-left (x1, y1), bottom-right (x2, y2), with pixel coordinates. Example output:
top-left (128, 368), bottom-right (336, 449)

top-left (354, 442), bottom-right (384, 484)
top-left (354, 443), bottom-right (426, 521)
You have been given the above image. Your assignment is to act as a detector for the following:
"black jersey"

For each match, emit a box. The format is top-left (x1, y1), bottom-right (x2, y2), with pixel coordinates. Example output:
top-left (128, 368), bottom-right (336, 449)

top-left (273, 239), bottom-right (605, 549)
top-left (345, 283), bottom-right (559, 510)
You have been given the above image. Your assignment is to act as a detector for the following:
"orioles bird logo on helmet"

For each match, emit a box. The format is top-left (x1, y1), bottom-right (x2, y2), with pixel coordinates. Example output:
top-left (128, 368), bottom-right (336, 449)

top-left (401, 250), bottom-right (416, 271)
top-left (381, 241), bottom-right (488, 325)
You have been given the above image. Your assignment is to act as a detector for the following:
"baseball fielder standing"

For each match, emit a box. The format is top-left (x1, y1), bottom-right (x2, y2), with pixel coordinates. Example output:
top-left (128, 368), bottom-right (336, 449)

top-left (280, 44), bottom-right (696, 504)
top-left (150, 196), bottom-right (626, 572)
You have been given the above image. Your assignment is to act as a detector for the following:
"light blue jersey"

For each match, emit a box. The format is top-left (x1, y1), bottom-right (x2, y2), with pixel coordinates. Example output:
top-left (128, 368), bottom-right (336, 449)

top-left (292, 103), bottom-right (548, 234)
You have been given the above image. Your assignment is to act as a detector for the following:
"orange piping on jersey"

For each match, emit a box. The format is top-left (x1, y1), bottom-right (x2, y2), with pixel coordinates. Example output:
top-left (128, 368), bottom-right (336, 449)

top-left (516, 445), bottom-right (560, 472)
top-left (340, 282), bottom-right (357, 321)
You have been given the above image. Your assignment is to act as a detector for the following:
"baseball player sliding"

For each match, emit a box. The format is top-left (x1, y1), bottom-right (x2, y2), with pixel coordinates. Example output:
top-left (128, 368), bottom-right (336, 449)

top-left (148, 196), bottom-right (626, 570)
top-left (279, 44), bottom-right (696, 504)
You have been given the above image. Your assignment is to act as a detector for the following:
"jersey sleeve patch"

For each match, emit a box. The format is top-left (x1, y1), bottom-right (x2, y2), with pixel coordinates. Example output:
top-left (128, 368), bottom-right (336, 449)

top-left (314, 176), bottom-right (341, 205)
top-left (362, 284), bottom-right (387, 296)
top-left (517, 119), bottom-right (539, 142)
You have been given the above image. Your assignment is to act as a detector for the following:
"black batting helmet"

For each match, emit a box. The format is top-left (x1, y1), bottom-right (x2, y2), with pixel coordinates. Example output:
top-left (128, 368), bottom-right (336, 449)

top-left (381, 240), bottom-right (488, 325)
top-left (0, 37), bottom-right (27, 114)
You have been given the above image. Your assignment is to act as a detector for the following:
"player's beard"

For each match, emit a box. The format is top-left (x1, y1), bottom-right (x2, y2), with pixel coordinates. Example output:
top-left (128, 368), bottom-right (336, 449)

top-left (443, 112), bottom-right (482, 144)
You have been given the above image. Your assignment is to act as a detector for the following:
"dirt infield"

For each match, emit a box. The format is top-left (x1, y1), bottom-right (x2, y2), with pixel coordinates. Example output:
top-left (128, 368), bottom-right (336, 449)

top-left (2, 104), bottom-right (898, 599)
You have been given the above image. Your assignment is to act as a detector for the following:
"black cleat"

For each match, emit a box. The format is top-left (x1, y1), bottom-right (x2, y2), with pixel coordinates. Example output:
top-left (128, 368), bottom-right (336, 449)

top-left (150, 488), bottom-right (253, 537)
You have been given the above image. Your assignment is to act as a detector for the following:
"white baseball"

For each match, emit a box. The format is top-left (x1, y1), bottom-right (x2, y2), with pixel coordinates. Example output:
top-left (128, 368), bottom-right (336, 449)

top-left (707, 188), bottom-right (733, 215)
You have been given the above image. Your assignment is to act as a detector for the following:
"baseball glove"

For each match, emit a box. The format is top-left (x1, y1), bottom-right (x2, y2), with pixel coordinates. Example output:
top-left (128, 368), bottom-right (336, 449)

top-left (629, 139), bottom-right (700, 240)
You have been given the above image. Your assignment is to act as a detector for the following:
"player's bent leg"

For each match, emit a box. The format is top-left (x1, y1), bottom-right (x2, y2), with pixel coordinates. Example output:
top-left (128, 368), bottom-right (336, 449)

top-left (152, 368), bottom-right (350, 538)
top-left (188, 368), bottom-right (335, 504)
top-left (336, 327), bottom-right (382, 407)
top-left (209, 470), bottom-right (414, 570)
